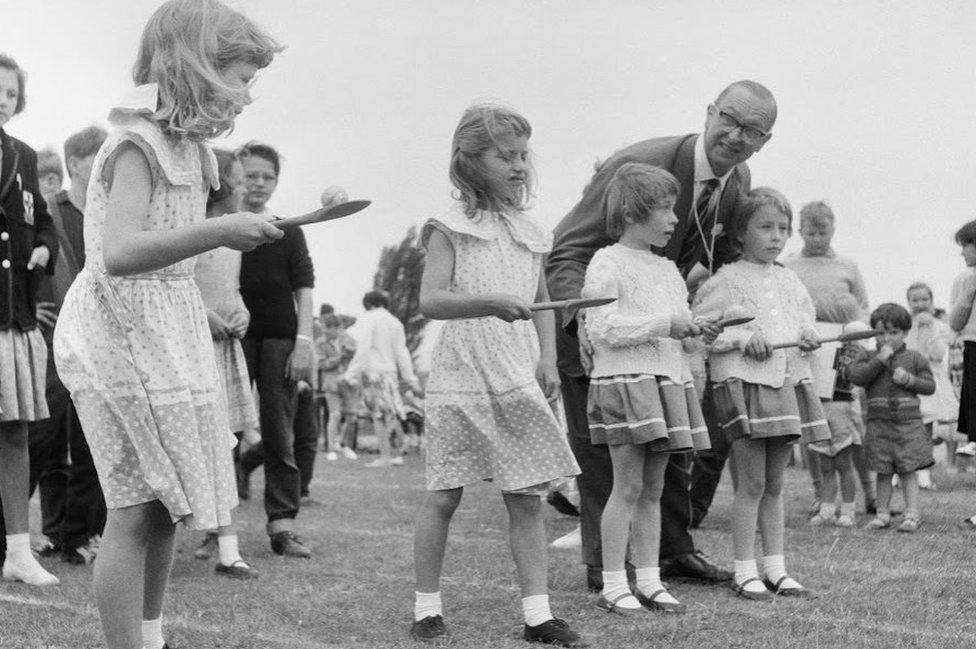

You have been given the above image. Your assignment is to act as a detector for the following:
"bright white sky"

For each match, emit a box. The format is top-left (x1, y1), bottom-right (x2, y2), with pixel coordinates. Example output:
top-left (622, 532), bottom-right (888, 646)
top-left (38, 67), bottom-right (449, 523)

top-left (5, 1), bottom-right (975, 317)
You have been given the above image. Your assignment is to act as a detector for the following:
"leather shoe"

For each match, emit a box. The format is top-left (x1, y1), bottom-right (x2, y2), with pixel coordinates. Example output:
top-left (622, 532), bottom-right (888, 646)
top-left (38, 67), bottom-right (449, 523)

top-left (660, 551), bottom-right (732, 582)
top-left (269, 531), bottom-right (311, 558)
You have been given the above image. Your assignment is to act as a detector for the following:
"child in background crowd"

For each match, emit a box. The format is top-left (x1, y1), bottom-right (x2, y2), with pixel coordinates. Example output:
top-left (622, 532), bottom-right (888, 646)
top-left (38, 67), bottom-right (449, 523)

top-left (906, 282), bottom-right (958, 487)
top-left (850, 304), bottom-right (935, 533)
top-left (693, 188), bottom-right (829, 601)
top-left (53, 2), bottom-right (282, 646)
top-left (411, 104), bottom-right (583, 646)
top-left (316, 310), bottom-right (356, 460)
top-left (950, 221), bottom-right (976, 461)
top-left (808, 294), bottom-right (870, 527)
top-left (783, 201), bottom-right (872, 517)
top-left (36, 147), bottom-right (64, 197)
top-left (191, 149), bottom-right (261, 579)
top-left (582, 163), bottom-right (715, 616)
top-left (0, 53), bottom-right (61, 587)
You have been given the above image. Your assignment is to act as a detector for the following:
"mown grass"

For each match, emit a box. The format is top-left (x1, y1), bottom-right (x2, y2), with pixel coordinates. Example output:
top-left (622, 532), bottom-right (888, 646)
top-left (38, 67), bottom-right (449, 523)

top-left (4, 447), bottom-right (976, 649)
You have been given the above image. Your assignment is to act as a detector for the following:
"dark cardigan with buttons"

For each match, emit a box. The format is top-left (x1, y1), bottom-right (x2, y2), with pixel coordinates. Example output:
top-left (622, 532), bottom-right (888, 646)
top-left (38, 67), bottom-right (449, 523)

top-left (0, 128), bottom-right (59, 331)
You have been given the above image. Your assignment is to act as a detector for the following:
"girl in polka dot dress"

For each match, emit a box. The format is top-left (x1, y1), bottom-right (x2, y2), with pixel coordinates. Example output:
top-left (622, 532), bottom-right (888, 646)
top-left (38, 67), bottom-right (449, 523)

top-left (52, 2), bottom-right (282, 648)
top-left (582, 163), bottom-right (715, 617)
top-left (410, 104), bottom-right (583, 647)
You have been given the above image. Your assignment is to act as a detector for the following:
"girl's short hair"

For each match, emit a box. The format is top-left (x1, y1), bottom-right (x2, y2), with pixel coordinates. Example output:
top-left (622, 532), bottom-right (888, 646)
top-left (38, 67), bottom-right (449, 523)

top-left (0, 54), bottom-right (27, 114)
top-left (906, 281), bottom-right (933, 301)
top-left (870, 302), bottom-right (912, 332)
top-left (730, 187), bottom-right (793, 251)
top-left (814, 291), bottom-right (860, 324)
top-left (207, 148), bottom-right (239, 209)
top-left (798, 201), bottom-right (834, 229)
top-left (321, 314), bottom-right (341, 328)
top-left (133, 0), bottom-right (283, 141)
top-left (449, 103), bottom-right (534, 216)
top-left (602, 163), bottom-right (680, 240)
top-left (955, 220), bottom-right (976, 247)
top-left (237, 141), bottom-right (281, 176)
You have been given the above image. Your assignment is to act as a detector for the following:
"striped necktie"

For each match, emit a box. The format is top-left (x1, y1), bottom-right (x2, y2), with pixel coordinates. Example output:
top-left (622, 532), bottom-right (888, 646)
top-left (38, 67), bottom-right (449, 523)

top-left (677, 178), bottom-right (721, 276)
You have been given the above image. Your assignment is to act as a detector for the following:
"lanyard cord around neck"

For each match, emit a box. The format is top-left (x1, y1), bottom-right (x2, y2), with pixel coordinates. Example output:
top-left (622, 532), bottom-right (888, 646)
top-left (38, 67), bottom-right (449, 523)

top-left (692, 181), bottom-right (720, 274)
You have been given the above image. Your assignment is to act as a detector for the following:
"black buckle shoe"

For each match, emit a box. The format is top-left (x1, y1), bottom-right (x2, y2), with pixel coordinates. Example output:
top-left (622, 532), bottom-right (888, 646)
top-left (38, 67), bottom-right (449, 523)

top-left (523, 618), bottom-right (587, 647)
top-left (410, 615), bottom-right (447, 642)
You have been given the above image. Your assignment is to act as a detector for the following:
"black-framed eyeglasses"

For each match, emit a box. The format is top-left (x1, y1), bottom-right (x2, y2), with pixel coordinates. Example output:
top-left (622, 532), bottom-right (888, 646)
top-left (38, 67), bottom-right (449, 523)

top-left (716, 110), bottom-right (768, 145)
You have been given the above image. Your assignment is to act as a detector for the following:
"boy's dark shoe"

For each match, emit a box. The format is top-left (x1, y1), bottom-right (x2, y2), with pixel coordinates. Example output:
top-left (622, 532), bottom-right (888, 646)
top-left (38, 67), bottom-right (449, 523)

top-left (410, 615), bottom-right (447, 642)
top-left (660, 551), bottom-right (732, 582)
top-left (269, 531), bottom-right (311, 558)
top-left (523, 618), bottom-right (587, 647)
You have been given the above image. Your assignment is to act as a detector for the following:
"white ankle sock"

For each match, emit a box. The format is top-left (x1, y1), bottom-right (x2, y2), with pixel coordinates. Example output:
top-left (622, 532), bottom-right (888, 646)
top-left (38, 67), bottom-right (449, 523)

top-left (733, 559), bottom-right (765, 592)
top-left (762, 554), bottom-right (801, 589)
top-left (818, 502), bottom-right (837, 519)
top-left (601, 569), bottom-right (640, 609)
top-left (414, 591), bottom-right (442, 621)
top-left (142, 617), bottom-right (164, 649)
top-left (634, 566), bottom-right (678, 604)
top-left (5, 533), bottom-right (30, 560)
top-left (839, 502), bottom-right (855, 518)
top-left (521, 594), bottom-right (553, 627)
top-left (217, 534), bottom-right (242, 566)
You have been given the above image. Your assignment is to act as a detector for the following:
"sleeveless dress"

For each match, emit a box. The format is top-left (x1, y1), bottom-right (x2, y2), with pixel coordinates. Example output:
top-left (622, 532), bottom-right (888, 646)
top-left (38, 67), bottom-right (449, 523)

top-left (420, 204), bottom-right (580, 492)
top-left (53, 85), bottom-right (236, 530)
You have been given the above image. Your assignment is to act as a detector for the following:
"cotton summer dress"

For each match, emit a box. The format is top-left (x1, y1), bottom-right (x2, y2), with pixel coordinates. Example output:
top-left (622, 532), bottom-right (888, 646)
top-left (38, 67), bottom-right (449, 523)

top-left (53, 85), bottom-right (237, 530)
top-left (194, 245), bottom-right (259, 433)
top-left (421, 204), bottom-right (580, 492)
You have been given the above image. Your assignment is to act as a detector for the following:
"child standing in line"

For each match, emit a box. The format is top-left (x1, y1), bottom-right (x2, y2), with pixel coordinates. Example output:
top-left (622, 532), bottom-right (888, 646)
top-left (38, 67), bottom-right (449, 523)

top-left (808, 293), bottom-right (871, 528)
top-left (191, 149), bottom-right (260, 579)
top-left (693, 188), bottom-right (829, 601)
top-left (906, 282), bottom-right (958, 486)
top-left (0, 53), bottom-right (61, 587)
top-left (850, 303), bottom-right (935, 532)
top-left (582, 163), bottom-right (716, 617)
top-left (53, 2), bottom-right (283, 647)
top-left (411, 104), bottom-right (583, 646)
top-left (948, 222), bottom-right (976, 463)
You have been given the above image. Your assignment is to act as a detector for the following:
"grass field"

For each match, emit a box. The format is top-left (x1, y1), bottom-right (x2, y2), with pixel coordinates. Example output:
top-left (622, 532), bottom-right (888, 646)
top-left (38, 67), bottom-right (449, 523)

top-left (4, 447), bottom-right (976, 649)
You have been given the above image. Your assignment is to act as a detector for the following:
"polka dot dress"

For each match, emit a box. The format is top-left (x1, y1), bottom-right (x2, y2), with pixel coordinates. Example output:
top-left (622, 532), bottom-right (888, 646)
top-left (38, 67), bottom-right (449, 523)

top-left (420, 204), bottom-right (580, 492)
top-left (53, 112), bottom-right (236, 531)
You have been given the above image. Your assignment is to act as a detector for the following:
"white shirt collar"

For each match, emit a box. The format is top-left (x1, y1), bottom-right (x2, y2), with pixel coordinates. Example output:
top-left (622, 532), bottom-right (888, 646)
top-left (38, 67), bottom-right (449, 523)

top-left (694, 135), bottom-right (733, 193)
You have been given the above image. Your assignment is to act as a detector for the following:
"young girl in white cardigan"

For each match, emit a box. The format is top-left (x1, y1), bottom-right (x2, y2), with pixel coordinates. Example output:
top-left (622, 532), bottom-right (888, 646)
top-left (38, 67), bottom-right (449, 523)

top-left (582, 163), bottom-right (716, 616)
top-left (693, 188), bottom-right (830, 602)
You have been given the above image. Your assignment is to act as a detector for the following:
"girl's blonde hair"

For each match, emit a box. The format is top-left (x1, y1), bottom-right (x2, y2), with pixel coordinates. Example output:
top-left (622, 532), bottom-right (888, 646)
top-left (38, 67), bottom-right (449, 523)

top-left (449, 103), bottom-right (534, 216)
top-left (602, 163), bottom-right (680, 239)
top-left (134, 0), bottom-right (283, 140)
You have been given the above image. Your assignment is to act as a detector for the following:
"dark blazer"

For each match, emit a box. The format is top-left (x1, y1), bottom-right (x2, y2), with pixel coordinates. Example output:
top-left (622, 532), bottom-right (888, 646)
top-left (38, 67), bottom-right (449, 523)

top-left (0, 128), bottom-right (58, 331)
top-left (545, 133), bottom-right (750, 377)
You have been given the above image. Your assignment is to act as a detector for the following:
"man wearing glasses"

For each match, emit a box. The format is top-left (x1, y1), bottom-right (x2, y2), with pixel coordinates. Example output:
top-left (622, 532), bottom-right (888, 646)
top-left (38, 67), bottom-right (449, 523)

top-left (546, 80), bottom-right (777, 591)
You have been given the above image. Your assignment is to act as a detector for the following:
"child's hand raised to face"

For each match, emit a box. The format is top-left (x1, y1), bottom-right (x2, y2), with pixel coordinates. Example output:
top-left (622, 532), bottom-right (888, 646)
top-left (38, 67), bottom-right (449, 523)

top-left (877, 344), bottom-right (895, 362)
top-left (892, 366), bottom-right (912, 386)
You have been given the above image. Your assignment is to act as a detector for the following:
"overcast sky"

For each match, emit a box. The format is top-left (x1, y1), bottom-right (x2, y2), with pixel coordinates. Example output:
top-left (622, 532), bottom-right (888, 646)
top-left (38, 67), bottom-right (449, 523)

top-left (5, 1), bottom-right (975, 317)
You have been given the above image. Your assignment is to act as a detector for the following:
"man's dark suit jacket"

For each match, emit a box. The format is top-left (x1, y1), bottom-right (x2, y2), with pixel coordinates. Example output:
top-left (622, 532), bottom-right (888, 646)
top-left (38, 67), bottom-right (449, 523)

top-left (546, 133), bottom-right (750, 377)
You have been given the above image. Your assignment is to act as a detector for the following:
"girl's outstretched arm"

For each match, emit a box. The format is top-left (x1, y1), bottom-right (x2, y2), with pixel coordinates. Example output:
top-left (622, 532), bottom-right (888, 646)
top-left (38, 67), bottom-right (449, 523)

top-left (419, 228), bottom-right (531, 322)
top-left (102, 143), bottom-right (281, 276)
